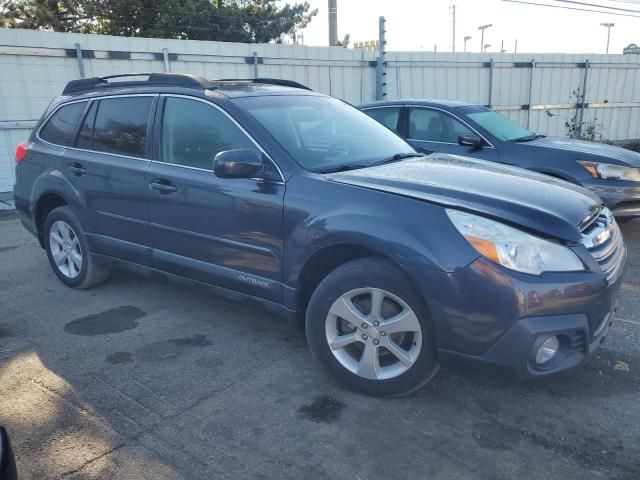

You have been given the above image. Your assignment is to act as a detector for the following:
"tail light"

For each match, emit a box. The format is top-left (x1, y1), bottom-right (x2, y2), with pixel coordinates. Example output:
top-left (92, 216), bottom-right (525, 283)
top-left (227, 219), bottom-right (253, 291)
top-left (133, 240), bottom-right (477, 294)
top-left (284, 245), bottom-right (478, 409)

top-left (15, 144), bottom-right (27, 164)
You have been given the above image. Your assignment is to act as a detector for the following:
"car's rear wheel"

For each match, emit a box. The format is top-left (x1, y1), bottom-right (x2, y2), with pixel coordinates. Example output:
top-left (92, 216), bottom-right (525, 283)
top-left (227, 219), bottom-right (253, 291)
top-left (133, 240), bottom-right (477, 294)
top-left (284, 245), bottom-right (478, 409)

top-left (44, 206), bottom-right (110, 289)
top-left (306, 258), bottom-right (438, 396)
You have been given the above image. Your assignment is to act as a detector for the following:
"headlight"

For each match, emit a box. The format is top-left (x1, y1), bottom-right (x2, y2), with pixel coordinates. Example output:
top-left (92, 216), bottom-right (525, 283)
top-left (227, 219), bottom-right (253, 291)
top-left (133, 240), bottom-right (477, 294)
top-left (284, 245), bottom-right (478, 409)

top-left (447, 210), bottom-right (584, 275)
top-left (577, 161), bottom-right (640, 181)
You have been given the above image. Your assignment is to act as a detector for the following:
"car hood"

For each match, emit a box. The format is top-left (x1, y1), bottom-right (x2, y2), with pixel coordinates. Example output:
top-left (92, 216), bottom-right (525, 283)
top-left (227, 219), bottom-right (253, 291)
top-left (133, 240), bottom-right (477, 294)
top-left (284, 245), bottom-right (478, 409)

top-left (327, 154), bottom-right (602, 242)
top-left (524, 136), bottom-right (640, 166)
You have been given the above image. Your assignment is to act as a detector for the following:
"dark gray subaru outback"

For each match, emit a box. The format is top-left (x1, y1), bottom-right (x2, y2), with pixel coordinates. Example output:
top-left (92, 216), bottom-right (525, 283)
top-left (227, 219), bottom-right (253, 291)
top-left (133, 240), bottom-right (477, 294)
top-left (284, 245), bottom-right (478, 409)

top-left (13, 74), bottom-right (626, 396)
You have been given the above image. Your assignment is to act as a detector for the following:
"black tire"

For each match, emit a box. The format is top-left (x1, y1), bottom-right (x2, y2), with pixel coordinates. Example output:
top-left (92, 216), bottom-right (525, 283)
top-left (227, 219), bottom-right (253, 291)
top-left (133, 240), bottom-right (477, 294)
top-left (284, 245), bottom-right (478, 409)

top-left (44, 206), bottom-right (111, 289)
top-left (305, 258), bottom-right (438, 396)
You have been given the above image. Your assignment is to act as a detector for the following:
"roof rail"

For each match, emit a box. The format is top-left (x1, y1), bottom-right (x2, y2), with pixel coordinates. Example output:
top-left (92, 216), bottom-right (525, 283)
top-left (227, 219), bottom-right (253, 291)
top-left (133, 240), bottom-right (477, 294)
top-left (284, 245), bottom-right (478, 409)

top-left (62, 73), bottom-right (209, 95)
top-left (215, 78), bottom-right (312, 91)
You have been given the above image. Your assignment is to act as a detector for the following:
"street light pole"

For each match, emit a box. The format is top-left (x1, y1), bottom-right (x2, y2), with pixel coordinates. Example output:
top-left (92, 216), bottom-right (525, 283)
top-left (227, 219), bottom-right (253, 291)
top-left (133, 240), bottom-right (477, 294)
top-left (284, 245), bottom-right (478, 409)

top-left (600, 23), bottom-right (614, 54)
top-left (328, 0), bottom-right (338, 46)
top-left (451, 4), bottom-right (456, 52)
top-left (484, 44), bottom-right (491, 53)
top-left (478, 24), bottom-right (493, 53)
top-left (464, 35), bottom-right (471, 52)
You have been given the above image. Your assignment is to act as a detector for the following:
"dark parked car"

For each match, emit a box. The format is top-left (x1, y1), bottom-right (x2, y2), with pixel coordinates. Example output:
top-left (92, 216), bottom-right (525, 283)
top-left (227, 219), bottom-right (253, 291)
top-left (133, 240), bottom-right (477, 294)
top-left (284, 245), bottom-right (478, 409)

top-left (361, 100), bottom-right (640, 220)
top-left (14, 74), bottom-right (626, 396)
top-left (0, 427), bottom-right (18, 480)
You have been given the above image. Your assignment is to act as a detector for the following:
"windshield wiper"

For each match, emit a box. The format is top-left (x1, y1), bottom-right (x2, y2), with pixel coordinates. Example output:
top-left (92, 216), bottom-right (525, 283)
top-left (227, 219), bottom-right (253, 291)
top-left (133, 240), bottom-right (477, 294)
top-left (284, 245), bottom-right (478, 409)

top-left (318, 152), bottom-right (425, 174)
top-left (511, 135), bottom-right (538, 142)
top-left (318, 163), bottom-right (372, 174)
top-left (370, 152), bottom-right (426, 167)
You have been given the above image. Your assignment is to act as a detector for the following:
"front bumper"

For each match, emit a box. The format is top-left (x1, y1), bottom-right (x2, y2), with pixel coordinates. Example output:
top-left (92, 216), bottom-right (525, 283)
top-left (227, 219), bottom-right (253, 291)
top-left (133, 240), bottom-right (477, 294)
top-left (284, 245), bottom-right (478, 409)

top-left (582, 180), bottom-right (640, 219)
top-left (439, 309), bottom-right (616, 378)
top-left (404, 256), bottom-right (624, 378)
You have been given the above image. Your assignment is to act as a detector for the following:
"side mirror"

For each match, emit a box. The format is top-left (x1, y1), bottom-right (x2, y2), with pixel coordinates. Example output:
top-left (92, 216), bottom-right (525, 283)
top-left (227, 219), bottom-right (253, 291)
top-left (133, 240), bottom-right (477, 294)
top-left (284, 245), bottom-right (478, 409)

top-left (0, 427), bottom-right (18, 480)
top-left (458, 134), bottom-right (485, 149)
top-left (213, 149), bottom-right (263, 179)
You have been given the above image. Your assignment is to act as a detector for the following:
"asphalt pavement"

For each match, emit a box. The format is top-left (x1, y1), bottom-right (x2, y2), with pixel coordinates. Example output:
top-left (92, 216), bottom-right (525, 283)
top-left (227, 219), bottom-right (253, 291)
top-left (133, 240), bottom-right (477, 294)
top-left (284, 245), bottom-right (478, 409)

top-left (1, 210), bottom-right (639, 480)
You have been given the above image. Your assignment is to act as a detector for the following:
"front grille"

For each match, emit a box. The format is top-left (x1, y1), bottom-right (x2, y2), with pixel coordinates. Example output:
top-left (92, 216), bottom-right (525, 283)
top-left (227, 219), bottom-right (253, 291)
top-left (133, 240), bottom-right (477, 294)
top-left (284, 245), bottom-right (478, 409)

top-left (580, 207), bottom-right (627, 283)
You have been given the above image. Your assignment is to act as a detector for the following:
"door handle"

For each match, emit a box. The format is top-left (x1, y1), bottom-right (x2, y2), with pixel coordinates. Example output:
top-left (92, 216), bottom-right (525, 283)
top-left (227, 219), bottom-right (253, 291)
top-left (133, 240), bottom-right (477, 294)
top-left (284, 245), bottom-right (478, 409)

top-left (149, 180), bottom-right (177, 194)
top-left (68, 163), bottom-right (86, 176)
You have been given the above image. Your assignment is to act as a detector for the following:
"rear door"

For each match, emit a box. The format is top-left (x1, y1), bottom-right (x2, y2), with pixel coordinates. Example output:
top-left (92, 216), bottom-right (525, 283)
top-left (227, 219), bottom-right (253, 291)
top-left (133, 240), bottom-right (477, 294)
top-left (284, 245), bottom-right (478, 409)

top-left (63, 95), bottom-right (155, 264)
top-left (145, 95), bottom-right (285, 301)
top-left (406, 107), bottom-right (500, 161)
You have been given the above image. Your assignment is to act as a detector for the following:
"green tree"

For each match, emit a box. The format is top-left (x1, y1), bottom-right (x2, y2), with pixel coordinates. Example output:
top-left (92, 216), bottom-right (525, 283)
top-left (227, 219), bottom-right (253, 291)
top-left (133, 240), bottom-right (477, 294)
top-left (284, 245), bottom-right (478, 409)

top-left (1, 0), bottom-right (317, 43)
top-left (2, 0), bottom-right (98, 32)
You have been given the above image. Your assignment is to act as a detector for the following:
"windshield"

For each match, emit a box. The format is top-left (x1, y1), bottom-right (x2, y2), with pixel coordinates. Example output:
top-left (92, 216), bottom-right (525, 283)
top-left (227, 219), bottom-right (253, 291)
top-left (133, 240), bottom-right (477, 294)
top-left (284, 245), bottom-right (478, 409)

top-left (460, 106), bottom-right (535, 142)
top-left (235, 95), bottom-right (415, 172)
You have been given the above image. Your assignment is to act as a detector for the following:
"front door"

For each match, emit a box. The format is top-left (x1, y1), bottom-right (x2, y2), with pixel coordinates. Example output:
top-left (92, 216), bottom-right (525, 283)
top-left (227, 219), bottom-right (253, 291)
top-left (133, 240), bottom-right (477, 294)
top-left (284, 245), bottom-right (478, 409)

top-left (406, 107), bottom-right (500, 161)
top-left (146, 95), bottom-right (285, 302)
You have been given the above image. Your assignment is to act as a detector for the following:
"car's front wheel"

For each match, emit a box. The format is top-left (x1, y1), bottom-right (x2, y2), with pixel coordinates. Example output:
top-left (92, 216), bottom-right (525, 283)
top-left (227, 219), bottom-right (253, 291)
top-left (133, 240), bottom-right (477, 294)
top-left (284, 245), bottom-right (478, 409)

top-left (306, 258), bottom-right (438, 396)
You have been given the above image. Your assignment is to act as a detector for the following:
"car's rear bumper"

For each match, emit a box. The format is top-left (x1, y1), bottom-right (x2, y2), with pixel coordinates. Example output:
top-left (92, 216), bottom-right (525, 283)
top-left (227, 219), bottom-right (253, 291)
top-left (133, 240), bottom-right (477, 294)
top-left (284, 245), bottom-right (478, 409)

top-left (582, 181), bottom-right (640, 219)
top-left (13, 192), bottom-right (37, 237)
top-left (403, 256), bottom-right (624, 378)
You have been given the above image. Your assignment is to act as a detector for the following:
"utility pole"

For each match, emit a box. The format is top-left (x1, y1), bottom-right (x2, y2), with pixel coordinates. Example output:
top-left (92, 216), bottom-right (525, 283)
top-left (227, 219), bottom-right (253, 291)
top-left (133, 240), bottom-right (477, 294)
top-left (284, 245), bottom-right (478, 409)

top-left (328, 0), bottom-right (338, 46)
top-left (478, 24), bottom-right (493, 53)
top-left (514, 39), bottom-right (518, 53)
top-left (451, 4), bottom-right (456, 52)
top-left (376, 16), bottom-right (387, 101)
top-left (501, 40), bottom-right (506, 53)
top-left (464, 35), bottom-right (471, 52)
top-left (600, 22), bottom-right (614, 54)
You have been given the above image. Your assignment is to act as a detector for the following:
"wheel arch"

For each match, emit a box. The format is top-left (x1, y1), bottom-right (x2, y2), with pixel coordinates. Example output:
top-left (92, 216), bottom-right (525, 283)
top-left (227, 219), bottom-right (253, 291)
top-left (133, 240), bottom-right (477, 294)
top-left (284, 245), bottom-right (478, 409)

top-left (31, 170), bottom-right (86, 247)
top-left (293, 242), bottom-right (429, 328)
top-left (34, 192), bottom-right (69, 247)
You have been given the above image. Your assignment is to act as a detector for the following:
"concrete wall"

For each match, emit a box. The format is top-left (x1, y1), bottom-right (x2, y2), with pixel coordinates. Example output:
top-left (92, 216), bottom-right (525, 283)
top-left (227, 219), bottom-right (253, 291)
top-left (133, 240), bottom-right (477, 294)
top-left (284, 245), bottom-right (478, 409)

top-left (1, 28), bottom-right (639, 194)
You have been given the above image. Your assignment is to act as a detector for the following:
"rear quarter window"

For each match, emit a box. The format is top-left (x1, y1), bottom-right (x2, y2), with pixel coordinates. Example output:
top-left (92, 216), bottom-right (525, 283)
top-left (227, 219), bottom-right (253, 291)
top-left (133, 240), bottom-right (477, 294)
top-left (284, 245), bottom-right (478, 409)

top-left (39, 102), bottom-right (86, 146)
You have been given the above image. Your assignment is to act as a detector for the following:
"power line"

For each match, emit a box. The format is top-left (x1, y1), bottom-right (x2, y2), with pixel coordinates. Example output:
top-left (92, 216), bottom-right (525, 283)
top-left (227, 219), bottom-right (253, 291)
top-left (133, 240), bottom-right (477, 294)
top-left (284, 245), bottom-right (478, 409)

top-left (501, 0), bottom-right (640, 17)
top-left (553, 0), bottom-right (640, 13)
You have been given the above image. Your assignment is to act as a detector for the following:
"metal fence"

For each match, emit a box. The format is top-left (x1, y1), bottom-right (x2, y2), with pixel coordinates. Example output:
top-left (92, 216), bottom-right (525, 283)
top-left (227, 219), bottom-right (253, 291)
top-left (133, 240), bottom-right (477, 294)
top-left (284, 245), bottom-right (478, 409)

top-left (1, 28), bottom-right (640, 196)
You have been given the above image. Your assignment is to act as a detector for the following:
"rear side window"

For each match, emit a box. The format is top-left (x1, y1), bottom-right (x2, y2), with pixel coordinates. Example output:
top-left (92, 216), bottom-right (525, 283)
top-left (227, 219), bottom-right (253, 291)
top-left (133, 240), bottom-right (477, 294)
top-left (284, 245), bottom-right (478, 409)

top-left (160, 97), bottom-right (258, 170)
top-left (39, 102), bottom-right (86, 146)
top-left (364, 107), bottom-right (401, 133)
top-left (93, 97), bottom-right (153, 157)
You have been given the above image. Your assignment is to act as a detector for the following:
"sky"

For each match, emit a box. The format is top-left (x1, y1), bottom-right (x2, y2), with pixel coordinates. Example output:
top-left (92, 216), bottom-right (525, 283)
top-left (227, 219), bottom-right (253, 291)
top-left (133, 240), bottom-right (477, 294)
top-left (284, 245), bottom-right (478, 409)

top-left (296, 0), bottom-right (640, 54)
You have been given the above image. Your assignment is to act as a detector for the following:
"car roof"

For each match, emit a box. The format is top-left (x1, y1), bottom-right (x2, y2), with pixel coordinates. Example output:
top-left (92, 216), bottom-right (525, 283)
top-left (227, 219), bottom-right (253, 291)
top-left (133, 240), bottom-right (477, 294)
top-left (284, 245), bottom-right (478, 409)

top-left (58, 74), bottom-right (321, 101)
top-left (360, 99), bottom-right (475, 109)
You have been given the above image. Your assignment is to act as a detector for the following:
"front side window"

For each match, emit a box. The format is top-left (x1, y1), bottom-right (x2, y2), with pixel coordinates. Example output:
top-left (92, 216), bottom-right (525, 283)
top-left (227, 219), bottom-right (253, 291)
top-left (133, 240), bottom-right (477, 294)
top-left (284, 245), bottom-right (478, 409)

top-left (93, 97), bottom-right (152, 157)
top-left (460, 106), bottom-right (534, 142)
top-left (235, 95), bottom-right (414, 172)
top-left (363, 107), bottom-right (401, 133)
top-left (408, 108), bottom-right (473, 143)
top-left (39, 102), bottom-right (86, 146)
top-left (161, 97), bottom-right (259, 170)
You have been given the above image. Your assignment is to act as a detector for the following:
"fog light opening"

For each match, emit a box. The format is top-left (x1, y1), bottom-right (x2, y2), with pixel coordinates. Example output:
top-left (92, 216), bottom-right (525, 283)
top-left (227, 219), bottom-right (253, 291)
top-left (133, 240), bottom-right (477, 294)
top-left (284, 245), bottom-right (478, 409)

top-left (536, 335), bottom-right (560, 365)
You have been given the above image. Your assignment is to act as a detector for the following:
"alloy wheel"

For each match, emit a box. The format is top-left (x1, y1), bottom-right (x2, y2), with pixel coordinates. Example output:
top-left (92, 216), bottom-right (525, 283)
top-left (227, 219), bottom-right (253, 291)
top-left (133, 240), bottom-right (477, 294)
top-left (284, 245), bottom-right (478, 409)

top-left (49, 220), bottom-right (82, 279)
top-left (325, 287), bottom-right (423, 380)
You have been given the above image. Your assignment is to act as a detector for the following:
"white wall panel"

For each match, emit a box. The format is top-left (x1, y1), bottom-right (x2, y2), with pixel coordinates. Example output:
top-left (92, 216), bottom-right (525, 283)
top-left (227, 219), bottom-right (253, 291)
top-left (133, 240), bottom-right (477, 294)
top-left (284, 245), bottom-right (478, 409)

top-left (0, 28), bottom-right (639, 194)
